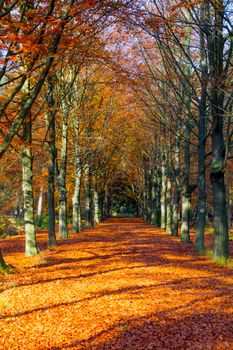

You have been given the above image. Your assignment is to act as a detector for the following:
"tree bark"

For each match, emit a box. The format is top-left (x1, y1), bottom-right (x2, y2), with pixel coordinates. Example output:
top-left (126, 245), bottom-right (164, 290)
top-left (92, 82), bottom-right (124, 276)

top-left (196, 0), bottom-right (208, 252)
top-left (22, 120), bottom-right (38, 256)
top-left (166, 176), bottom-right (172, 234)
top-left (151, 168), bottom-right (160, 226)
top-left (0, 250), bottom-right (8, 270)
top-left (180, 35), bottom-right (192, 243)
top-left (171, 130), bottom-right (180, 237)
top-left (180, 190), bottom-right (191, 243)
top-left (47, 79), bottom-right (57, 247)
top-left (145, 170), bottom-right (152, 222)
top-left (72, 118), bottom-right (82, 233)
top-left (36, 187), bottom-right (43, 227)
top-left (93, 185), bottom-right (100, 225)
top-left (171, 190), bottom-right (179, 236)
top-left (57, 101), bottom-right (69, 239)
top-left (160, 154), bottom-right (167, 230)
top-left (208, 0), bottom-right (228, 261)
top-left (84, 163), bottom-right (92, 227)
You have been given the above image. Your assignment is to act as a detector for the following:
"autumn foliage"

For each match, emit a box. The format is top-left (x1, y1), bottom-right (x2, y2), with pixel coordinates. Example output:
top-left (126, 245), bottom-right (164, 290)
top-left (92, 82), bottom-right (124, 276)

top-left (1, 218), bottom-right (233, 349)
top-left (0, 1), bottom-right (233, 348)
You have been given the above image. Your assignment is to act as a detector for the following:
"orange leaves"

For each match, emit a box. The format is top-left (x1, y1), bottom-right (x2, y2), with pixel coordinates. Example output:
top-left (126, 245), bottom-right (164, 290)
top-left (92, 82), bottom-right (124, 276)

top-left (169, 0), bottom-right (202, 12)
top-left (0, 218), bottom-right (233, 349)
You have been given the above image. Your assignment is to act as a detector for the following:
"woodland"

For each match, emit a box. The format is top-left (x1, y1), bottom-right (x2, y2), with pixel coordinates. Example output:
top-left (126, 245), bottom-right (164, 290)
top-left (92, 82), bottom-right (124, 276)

top-left (0, 0), bottom-right (233, 349)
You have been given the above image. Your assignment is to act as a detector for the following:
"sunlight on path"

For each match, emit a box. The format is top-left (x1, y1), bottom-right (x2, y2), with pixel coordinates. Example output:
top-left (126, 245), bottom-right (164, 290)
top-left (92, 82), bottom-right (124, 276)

top-left (1, 218), bottom-right (233, 349)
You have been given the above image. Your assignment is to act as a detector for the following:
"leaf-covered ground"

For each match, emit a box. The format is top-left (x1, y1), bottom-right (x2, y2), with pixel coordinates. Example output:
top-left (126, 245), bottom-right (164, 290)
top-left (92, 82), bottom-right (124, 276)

top-left (1, 218), bottom-right (233, 350)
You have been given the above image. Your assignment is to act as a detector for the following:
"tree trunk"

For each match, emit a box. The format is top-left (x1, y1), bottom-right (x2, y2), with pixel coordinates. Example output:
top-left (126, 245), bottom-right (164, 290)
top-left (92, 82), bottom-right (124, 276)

top-left (171, 129), bottom-right (180, 237)
top-left (208, 0), bottom-right (228, 261)
top-left (36, 187), bottom-right (43, 227)
top-left (22, 121), bottom-right (38, 256)
top-left (104, 185), bottom-right (111, 219)
top-left (57, 101), bottom-right (69, 239)
top-left (196, 1), bottom-right (208, 252)
top-left (72, 117), bottom-right (82, 233)
top-left (180, 190), bottom-right (191, 243)
top-left (171, 190), bottom-right (179, 236)
top-left (72, 170), bottom-right (82, 233)
top-left (166, 176), bottom-right (172, 234)
top-left (144, 170), bottom-right (152, 222)
top-left (99, 190), bottom-right (105, 221)
top-left (151, 168), bottom-right (159, 226)
top-left (143, 172), bottom-right (148, 221)
top-left (84, 163), bottom-right (92, 227)
top-left (0, 250), bottom-right (8, 270)
top-left (160, 156), bottom-right (167, 230)
top-left (93, 186), bottom-right (100, 225)
top-left (211, 173), bottom-right (228, 260)
top-left (180, 61), bottom-right (191, 242)
top-left (47, 79), bottom-right (57, 247)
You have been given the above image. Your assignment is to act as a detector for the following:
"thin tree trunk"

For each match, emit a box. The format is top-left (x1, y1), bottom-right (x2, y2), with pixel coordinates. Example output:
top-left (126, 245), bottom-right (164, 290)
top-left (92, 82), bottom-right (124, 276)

top-left (99, 190), bottom-right (105, 221)
top-left (22, 120), bottom-right (38, 256)
top-left (47, 79), bottom-right (57, 247)
top-left (93, 185), bottom-right (100, 225)
top-left (36, 187), bottom-right (43, 227)
top-left (171, 130), bottom-right (180, 237)
top-left (143, 171), bottom-right (148, 221)
top-left (171, 190), bottom-right (179, 236)
top-left (180, 191), bottom-right (191, 243)
top-left (72, 170), bottom-right (82, 233)
top-left (84, 163), bottom-right (92, 228)
top-left (146, 170), bottom-right (152, 222)
top-left (155, 171), bottom-right (161, 226)
top-left (151, 168), bottom-right (159, 225)
top-left (57, 101), bottom-right (69, 239)
top-left (160, 155), bottom-right (167, 230)
top-left (180, 28), bottom-right (192, 243)
top-left (166, 176), bottom-right (172, 234)
top-left (72, 118), bottom-right (82, 233)
top-left (104, 185), bottom-right (111, 218)
top-left (196, 0), bottom-right (208, 252)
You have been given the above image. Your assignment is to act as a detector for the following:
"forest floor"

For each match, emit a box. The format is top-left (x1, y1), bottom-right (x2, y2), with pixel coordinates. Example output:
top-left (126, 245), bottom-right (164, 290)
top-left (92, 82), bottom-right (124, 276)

top-left (0, 218), bottom-right (233, 350)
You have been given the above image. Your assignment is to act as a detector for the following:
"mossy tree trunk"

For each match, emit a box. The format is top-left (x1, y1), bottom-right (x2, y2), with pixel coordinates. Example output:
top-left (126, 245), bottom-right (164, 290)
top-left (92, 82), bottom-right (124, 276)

top-left (0, 250), bottom-right (8, 270)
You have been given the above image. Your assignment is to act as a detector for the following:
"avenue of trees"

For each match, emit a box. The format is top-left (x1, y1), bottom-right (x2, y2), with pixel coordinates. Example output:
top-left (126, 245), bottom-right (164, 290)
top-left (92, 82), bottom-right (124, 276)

top-left (0, 0), bottom-right (232, 269)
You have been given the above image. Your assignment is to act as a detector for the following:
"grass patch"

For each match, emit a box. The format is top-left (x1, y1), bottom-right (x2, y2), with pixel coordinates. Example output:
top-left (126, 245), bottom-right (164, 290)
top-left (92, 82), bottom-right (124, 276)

top-left (205, 248), bottom-right (231, 266)
top-left (0, 264), bottom-right (16, 275)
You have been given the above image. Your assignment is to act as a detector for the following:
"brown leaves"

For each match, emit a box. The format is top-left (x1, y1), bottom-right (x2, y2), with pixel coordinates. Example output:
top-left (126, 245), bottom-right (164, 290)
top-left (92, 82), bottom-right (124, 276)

top-left (0, 218), bottom-right (233, 349)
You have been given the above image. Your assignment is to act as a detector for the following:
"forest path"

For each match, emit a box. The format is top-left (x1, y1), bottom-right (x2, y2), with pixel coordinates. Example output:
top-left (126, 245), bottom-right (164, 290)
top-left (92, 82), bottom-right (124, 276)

top-left (1, 217), bottom-right (233, 350)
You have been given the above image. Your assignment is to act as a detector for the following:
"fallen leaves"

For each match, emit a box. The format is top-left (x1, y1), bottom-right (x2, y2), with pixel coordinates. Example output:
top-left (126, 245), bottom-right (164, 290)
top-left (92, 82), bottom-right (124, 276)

top-left (0, 218), bottom-right (233, 349)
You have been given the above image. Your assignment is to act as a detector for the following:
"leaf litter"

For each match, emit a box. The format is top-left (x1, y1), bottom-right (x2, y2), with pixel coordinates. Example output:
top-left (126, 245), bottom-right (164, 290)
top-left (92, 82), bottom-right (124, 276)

top-left (0, 218), bottom-right (233, 349)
